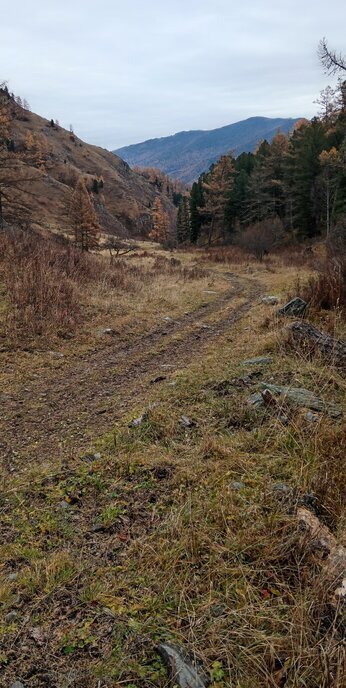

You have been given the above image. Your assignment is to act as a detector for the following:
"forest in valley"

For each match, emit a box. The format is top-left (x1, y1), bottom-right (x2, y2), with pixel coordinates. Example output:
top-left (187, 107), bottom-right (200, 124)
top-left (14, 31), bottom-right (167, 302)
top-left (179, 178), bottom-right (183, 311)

top-left (176, 78), bottom-right (346, 254)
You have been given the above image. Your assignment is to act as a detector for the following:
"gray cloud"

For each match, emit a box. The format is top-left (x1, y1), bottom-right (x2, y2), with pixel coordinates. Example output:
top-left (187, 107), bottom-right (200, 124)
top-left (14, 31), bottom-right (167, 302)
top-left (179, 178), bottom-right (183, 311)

top-left (1, 0), bottom-right (345, 148)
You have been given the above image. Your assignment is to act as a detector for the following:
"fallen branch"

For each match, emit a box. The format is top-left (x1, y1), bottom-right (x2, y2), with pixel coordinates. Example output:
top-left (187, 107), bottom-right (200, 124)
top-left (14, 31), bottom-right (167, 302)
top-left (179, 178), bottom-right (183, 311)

top-left (297, 507), bottom-right (346, 608)
top-left (289, 320), bottom-right (346, 366)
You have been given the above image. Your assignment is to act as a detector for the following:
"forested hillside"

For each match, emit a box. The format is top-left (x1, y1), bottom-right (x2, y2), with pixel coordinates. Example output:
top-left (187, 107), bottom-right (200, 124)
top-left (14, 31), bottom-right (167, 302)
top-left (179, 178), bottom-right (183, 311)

top-left (174, 82), bottom-right (346, 248)
top-left (115, 116), bottom-right (301, 183)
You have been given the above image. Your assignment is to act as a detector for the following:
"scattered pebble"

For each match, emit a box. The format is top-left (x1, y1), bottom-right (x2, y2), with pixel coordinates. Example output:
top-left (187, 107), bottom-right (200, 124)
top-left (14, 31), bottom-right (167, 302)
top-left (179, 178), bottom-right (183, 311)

top-left (7, 572), bottom-right (18, 582)
top-left (229, 481), bottom-right (245, 490)
top-left (5, 611), bottom-right (18, 623)
top-left (272, 482), bottom-right (291, 494)
top-left (262, 295), bottom-right (279, 305)
top-left (180, 415), bottom-right (196, 428)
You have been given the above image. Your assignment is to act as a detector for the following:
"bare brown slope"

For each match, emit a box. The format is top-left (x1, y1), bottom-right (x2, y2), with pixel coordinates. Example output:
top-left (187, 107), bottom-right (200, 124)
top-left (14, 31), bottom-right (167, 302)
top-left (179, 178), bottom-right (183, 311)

top-left (12, 110), bottom-right (165, 236)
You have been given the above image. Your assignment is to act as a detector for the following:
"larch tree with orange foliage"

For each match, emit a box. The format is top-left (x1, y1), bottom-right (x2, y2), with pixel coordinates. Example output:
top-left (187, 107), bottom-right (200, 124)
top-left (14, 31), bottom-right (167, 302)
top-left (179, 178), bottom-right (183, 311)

top-left (149, 197), bottom-right (170, 244)
top-left (69, 178), bottom-right (100, 251)
top-left (202, 155), bottom-right (235, 245)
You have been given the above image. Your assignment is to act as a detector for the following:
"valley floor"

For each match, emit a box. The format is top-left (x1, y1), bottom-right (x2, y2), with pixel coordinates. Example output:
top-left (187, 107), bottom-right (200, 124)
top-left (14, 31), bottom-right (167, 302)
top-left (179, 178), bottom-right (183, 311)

top-left (0, 251), bottom-right (345, 688)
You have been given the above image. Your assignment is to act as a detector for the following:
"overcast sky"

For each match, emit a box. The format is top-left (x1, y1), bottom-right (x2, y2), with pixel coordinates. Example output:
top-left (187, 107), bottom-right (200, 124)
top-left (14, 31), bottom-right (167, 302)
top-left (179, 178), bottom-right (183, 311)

top-left (1, 0), bottom-right (345, 148)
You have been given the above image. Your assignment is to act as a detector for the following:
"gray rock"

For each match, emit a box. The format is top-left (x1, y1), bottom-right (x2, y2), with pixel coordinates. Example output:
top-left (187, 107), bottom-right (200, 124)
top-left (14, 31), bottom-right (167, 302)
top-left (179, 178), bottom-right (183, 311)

top-left (7, 572), bottom-right (18, 582)
top-left (260, 383), bottom-right (342, 418)
top-left (59, 501), bottom-right (69, 510)
top-left (49, 351), bottom-right (64, 359)
top-left (5, 610), bottom-right (18, 623)
top-left (305, 410), bottom-right (320, 423)
top-left (242, 356), bottom-right (273, 366)
top-left (272, 482), bottom-right (291, 494)
top-left (180, 415), bottom-right (196, 428)
top-left (102, 328), bottom-right (116, 335)
top-left (229, 481), bottom-right (245, 490)
top-left (82, 452), bottom-right (101, 462)
top-left (262, 295), bottom-right (279, 305)
top-left (11, 683), bottom-right (25, 688)
top-left (158, 643), bottom-right (209, 688)
top-left (129, 413), bottom-right (148, 427)
top-left (247, 392), bottom-right (264, 408)
top-left (277, 297), bottom-right (307, 317)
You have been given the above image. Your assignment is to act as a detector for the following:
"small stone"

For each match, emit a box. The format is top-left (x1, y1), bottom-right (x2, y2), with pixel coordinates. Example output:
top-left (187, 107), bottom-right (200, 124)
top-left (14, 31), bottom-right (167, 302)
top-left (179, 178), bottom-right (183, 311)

top-left (304, 410), bottom-right (320, 423)
top-left (262, 295), bottom-right (279, 305)
top-left (229, 481), bottom-right (245, 490)
top-left (7, 572), bottom-right (18, 582)
top-left (5, 610), bottom-right (18, 623)
top-left (247, 392), bottom-right (264, 408)
top-left (82, 452), bottom-right (101, 462)
top-left (59, 501), bottom-right (69, 510)
top-left (129, 413), bottom-right (148, 427)
top-left (203, 290), bottom-right (218, 294)
top-left (102, 328), bottom-right (116, 336)
top-left (180, 415), bottom-right (196, 428)
top-left (272, 482), bottom-right (291, 494)
top-left (11, 682), bottom-right (25, 688)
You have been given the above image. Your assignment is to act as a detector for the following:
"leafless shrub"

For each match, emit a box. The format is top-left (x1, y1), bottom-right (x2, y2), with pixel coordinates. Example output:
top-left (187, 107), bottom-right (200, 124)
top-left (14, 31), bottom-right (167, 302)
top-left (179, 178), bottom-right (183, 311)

top-left (297, 225), bottom-right (346, 315)
top-left (236, 217), bottom-right (285, 260)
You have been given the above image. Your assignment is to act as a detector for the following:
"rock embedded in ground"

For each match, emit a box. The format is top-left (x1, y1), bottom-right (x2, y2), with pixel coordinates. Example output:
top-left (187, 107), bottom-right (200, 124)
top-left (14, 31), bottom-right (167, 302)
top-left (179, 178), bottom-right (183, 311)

top-left (260, 383), bottom-right (342, 418)
top-left (242, 356), bottom-right (273, 366)
top-left (247, 392), bottom-right (265, 408)
top-left (157, 643), bottom-right (209, 688)
top-left (129, 413), bottom-right (148, 427)
top-left (277, 297), bottom-right (307, 317)
top-left (304, 410), bottom-right (320, 423)
top-left (262, 295), bottom-right (279, 305)
top-left (5, 611), bottom-right (18, 623)
top-left (180, 415), bottom-right (196, 428)
top-left (7, 572), bottom-right (18, 582)
top-left (229, 481), bottom-right (245, 490)
top-left (272, 482), bottom-right (291, 494)
top-left (11, 682), bottom-right (25, 688)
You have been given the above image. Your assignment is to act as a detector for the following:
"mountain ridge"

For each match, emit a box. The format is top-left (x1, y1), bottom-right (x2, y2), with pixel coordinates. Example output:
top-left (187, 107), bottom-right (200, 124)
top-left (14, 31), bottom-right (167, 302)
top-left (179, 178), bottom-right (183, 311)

top-left (115, 116), bottom-right (302, 183)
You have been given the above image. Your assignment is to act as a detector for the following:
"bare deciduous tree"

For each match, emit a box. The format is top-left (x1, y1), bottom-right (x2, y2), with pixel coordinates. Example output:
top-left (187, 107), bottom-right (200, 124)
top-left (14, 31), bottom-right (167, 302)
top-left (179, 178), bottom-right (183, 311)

top-left (318, 38), bottom-right (346, 75)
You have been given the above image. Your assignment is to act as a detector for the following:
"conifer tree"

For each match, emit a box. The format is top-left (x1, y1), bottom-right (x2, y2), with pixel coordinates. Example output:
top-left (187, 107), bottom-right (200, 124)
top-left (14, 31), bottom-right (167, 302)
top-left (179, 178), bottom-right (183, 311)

top-left (202, 155), bottom-right (235, 245)
top-left (69, 178), bottom-right (100, 251)
top-left (177, 197), bottom-right (190, 244)
top-left (149, 197), bottom-right (170, 244)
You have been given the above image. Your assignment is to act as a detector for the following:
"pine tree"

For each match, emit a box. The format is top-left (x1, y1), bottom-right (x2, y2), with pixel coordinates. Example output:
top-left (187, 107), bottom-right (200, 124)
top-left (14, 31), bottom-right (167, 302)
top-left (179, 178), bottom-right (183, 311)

top-left (190, 178), bottom-right (204, 243)
top-left (69, 178), bottom-right (100, 251)
top-left (177, 197), bottom-right (190, 244)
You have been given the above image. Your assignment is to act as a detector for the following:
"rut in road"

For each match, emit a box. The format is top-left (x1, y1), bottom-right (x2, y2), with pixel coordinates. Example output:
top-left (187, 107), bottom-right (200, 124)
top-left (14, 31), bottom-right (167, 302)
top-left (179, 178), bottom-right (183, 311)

top-left (2, 273), bottom-right (260, 471)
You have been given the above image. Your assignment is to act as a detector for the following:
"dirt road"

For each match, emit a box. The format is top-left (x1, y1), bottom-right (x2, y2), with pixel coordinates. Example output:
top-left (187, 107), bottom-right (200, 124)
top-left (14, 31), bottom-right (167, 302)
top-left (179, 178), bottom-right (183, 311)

top-left (1, 272), bottom-right (260, 472)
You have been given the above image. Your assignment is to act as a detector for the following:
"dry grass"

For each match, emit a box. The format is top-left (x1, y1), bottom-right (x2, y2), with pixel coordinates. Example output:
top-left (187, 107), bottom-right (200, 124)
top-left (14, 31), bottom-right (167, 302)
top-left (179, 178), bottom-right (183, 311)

top-left (0, 248), bottom-right (345, 687)
top-left (0, 231), bottom-right (217, 347)
top-left (294, 233), bottom-right (346, 316)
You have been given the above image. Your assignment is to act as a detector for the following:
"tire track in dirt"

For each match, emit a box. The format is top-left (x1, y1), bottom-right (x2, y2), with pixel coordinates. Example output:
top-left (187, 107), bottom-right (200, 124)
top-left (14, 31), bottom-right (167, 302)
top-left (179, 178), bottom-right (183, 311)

top-left (2, 272), bottom-right (260, 471)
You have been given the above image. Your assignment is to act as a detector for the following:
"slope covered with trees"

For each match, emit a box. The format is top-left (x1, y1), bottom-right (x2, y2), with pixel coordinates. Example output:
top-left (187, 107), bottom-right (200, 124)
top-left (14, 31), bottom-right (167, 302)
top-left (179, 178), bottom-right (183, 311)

top-left (178, 80), bottom-right (346, 247)
top-left (115, 116), bottom-right (301, 183)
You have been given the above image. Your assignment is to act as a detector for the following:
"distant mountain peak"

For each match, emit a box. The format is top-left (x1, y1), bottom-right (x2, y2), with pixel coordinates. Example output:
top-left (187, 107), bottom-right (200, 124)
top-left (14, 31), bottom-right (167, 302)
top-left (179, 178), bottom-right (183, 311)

top-left (115, 116), bottom-right (301, 183)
